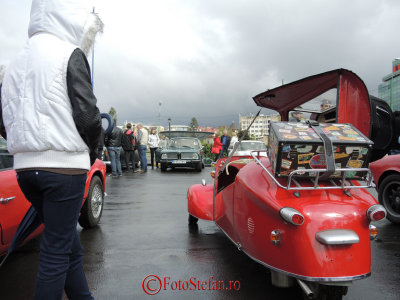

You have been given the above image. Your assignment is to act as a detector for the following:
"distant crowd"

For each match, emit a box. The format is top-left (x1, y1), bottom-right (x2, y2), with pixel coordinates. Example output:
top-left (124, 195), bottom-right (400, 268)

top-left (101, 122), bottom-right (163, 178)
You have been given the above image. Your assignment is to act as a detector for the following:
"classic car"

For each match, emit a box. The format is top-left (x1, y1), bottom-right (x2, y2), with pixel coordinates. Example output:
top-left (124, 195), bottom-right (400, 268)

top-left (370, 154), bottom-right (400, 224)
top-left (228, 140), bottom-right (268, 157)
top-left (187, 69), bottom-right (394, 299)
top-left (0, 137), bottom-right (107, 256)
top-left (156, 131), bottom-right (214, 172)
top-left (158, 137), bottom-right (204, 172)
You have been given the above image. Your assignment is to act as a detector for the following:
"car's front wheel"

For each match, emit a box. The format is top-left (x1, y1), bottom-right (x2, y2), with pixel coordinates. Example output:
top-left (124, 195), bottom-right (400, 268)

top-left (79, 176), bottom-right (104, 228)
top-left (378, 174), bottom-right (400, 224)
top-left (161, 163), bottom-right (167, 172)
top-left (195, 162), bottom-right (202, 172)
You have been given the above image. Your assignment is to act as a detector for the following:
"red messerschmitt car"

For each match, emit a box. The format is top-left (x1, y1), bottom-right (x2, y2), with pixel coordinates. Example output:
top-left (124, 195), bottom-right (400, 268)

top-left (187, 69), bottom-right (399, 299)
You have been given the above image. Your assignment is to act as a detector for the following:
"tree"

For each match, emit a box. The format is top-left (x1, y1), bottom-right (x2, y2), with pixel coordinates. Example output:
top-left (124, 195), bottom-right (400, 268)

top-left (228, 121), bottom-right (238, 132)
top-left (109, 107), bottom-right (117, 124)
top-left (189, 117), bottom-right (199, 131)
top-left (237, 130), bottom-right (250, 140)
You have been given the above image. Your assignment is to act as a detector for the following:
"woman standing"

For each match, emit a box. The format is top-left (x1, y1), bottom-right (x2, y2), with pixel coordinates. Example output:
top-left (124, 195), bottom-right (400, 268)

top-left (148, 128), bottom-right (160, 169)
top-left (211, 133), bottom-right (223, 161)
top-left (230, 131), bottom-right (239, 149)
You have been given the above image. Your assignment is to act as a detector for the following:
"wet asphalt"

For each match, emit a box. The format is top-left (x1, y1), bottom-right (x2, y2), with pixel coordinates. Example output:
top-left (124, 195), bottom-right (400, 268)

top-left (0, 167), bottom-right (400, 300)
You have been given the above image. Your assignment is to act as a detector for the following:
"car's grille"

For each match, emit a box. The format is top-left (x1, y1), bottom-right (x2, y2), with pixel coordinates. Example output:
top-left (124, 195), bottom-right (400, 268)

top-left (166, 153), bottom-right (178, 159)
top-left (181, 152), bottom-right (197, 159)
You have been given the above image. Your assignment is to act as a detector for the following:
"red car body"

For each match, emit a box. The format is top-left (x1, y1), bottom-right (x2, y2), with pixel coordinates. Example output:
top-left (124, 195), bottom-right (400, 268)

top-left (188, 69), bottom-right (388, 299)
top-left (370, 154), bottom-right (400, 224)
top-left (0, 142), bottom-right (107, 256)
top-left (370, 155), bottom-right (400, 185)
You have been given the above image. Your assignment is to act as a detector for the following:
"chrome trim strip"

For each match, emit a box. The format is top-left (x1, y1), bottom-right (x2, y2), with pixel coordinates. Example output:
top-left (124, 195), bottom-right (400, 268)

top-left (242, 249), bottom-right (370, 282)
top-left (215, 224), bottom-right (370, 282)
top-left (316, 229), bottom-right (360, 245)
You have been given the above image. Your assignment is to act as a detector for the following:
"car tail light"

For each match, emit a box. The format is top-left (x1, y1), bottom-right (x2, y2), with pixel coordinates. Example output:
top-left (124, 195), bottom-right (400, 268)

top-left (270, 230), bottom-right (281, 245)
top-left (369, 224), bottom-right (378, 240)
top-left (367, 204), bottom-right (386, 222)
top-left (280, 207), bottom-right (305, 225)
top-left (210, 170), bottom-right (215, 178)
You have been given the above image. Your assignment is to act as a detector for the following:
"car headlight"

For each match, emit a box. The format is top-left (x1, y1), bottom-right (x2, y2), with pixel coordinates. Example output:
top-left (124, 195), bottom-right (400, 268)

top-left (192, 153), bottom-right (199, 159)
top-left (161, 154), bottom-right (167, 159)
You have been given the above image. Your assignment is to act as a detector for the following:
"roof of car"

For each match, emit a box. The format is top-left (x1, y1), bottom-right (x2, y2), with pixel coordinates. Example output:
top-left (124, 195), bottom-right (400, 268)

top-left (159, 131), bottom-right (213, 140)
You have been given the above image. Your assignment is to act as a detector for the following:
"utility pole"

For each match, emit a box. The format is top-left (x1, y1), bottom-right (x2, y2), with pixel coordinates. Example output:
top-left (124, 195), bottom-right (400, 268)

top-left (158, 101), bottom-right (162, 136)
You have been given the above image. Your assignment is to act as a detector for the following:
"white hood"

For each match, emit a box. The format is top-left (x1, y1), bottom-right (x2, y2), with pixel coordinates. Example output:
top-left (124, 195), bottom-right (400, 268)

top-left (28, 0), bottom-right (103, 54)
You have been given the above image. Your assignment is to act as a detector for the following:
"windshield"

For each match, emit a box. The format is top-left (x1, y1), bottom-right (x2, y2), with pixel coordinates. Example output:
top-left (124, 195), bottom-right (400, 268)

top-left (237, 141), bottom-right (267, 151)
top-left (168, 138), bottom-right (201, 149)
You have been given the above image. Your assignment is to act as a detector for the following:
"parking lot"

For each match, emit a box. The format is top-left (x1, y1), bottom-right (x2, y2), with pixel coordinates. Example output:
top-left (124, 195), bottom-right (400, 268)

top-left (1, 167), bottom-right (400, 300)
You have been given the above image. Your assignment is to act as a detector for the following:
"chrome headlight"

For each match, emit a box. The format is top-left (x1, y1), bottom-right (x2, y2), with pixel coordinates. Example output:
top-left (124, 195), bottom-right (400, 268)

top-left (191, 153), bottom-right (199, 159)
top-left (161, 153), bottom-right (168, 159)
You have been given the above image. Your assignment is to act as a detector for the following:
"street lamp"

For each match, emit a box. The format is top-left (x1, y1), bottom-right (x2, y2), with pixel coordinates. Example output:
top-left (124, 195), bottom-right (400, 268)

top-left (158, 101), bottom-right (162, 136)
top-left (168, 117), bottom-right (171, 139)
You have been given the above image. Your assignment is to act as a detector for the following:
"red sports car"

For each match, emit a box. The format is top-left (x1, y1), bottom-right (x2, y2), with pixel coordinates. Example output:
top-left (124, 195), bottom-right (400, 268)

top-left (370, 154), bottom-right (400, 224)
top-left (0, 137), bottom-right (107, 255)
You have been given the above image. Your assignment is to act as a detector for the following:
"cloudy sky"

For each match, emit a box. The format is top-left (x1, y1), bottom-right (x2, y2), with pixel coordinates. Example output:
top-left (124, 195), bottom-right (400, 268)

top-left (1, 0), bottom-right (400, 127)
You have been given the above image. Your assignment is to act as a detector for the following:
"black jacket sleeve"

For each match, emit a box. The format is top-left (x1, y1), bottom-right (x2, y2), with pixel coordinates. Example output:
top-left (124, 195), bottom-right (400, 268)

top-left (0, 84), bottom-right (7, 139)
top-left (67, 48), bottom-right (102, 165)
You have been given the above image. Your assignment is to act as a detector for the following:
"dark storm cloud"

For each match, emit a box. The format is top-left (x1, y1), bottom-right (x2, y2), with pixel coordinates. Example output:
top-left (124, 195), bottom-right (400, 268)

top-left (1, 0), bottom-right (400, 127)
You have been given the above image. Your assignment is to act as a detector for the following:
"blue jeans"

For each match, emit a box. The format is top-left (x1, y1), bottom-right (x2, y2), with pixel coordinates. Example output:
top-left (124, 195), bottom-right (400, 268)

top-left (108, 146), bottom-right (122, 176)
top-left (124, 150), bottom-right (135, 171)
top-left (138, 145), bottom-right (147, 171)
top-left (17, 171), bottom-right (93, 300)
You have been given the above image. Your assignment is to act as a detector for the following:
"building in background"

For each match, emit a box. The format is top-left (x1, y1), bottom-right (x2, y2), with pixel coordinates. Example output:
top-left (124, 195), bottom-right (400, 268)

top-left (239, 113), bottom-right (280, 138)
top-left (378, 58), bottom-right (400, 111)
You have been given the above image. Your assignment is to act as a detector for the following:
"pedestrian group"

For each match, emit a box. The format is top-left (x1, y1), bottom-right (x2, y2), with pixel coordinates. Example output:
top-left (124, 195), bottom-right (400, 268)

top-left (104, 121), bottom-right (161, 178)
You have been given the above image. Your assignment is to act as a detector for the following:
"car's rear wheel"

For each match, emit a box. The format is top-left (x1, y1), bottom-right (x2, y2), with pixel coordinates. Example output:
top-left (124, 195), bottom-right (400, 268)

top-left (378, 174), bottom-right (400, 224)
top-left (79, 176), bottom-right (104, 229)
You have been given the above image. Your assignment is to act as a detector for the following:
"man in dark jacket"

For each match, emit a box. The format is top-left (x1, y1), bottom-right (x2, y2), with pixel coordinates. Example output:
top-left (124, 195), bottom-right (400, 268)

top-left (105, 121), bottom-right (123, 178)
top-left (219, 130), bottom-right (231, 158)
top-left (121, 123), bottom-right (136, 172)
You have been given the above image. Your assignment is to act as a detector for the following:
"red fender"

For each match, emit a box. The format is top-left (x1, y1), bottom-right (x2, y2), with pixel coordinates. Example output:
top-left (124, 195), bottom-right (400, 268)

top-left (187, 184), bottom-right (214, 221)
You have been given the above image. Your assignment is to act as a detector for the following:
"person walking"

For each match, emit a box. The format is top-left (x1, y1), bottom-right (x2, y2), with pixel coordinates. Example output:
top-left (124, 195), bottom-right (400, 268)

top-left (136, 123), bottom-right (149, 173)
top-left (211, 133), bottom-right (223, 161)
top-left (105, 121), bottom-right (123, 178)
top-left (0, 1), bottom-right (103, 299)
top-left (148, 128), bottom-right (160, 169)
top-left (219, 130), bottom-right (231, 158)
top-left (122, 123), bottom-right (136, 172)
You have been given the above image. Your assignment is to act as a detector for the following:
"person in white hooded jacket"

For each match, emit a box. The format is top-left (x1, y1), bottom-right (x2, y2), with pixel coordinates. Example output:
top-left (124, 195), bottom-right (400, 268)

top-left (0, 1), bottom-right (103, 299)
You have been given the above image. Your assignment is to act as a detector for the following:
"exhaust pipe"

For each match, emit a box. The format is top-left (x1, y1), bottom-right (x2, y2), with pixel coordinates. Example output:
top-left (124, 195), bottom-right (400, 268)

top-left (296, 279), bottom-right (314, 299)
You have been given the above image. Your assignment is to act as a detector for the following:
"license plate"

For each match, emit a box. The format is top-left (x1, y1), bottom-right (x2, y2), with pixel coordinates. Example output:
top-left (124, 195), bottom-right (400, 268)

top-left (172, 160), bottom-right (187, 164)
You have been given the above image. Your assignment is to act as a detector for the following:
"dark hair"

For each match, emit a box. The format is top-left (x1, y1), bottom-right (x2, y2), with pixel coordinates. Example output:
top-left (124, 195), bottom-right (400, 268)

top-left (126, 123), bottom-right (132, 129)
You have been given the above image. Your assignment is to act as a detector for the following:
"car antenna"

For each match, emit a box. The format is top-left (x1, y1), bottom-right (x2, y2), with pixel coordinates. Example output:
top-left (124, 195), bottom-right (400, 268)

top-left (219, 108), bottom-right (262, 175)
